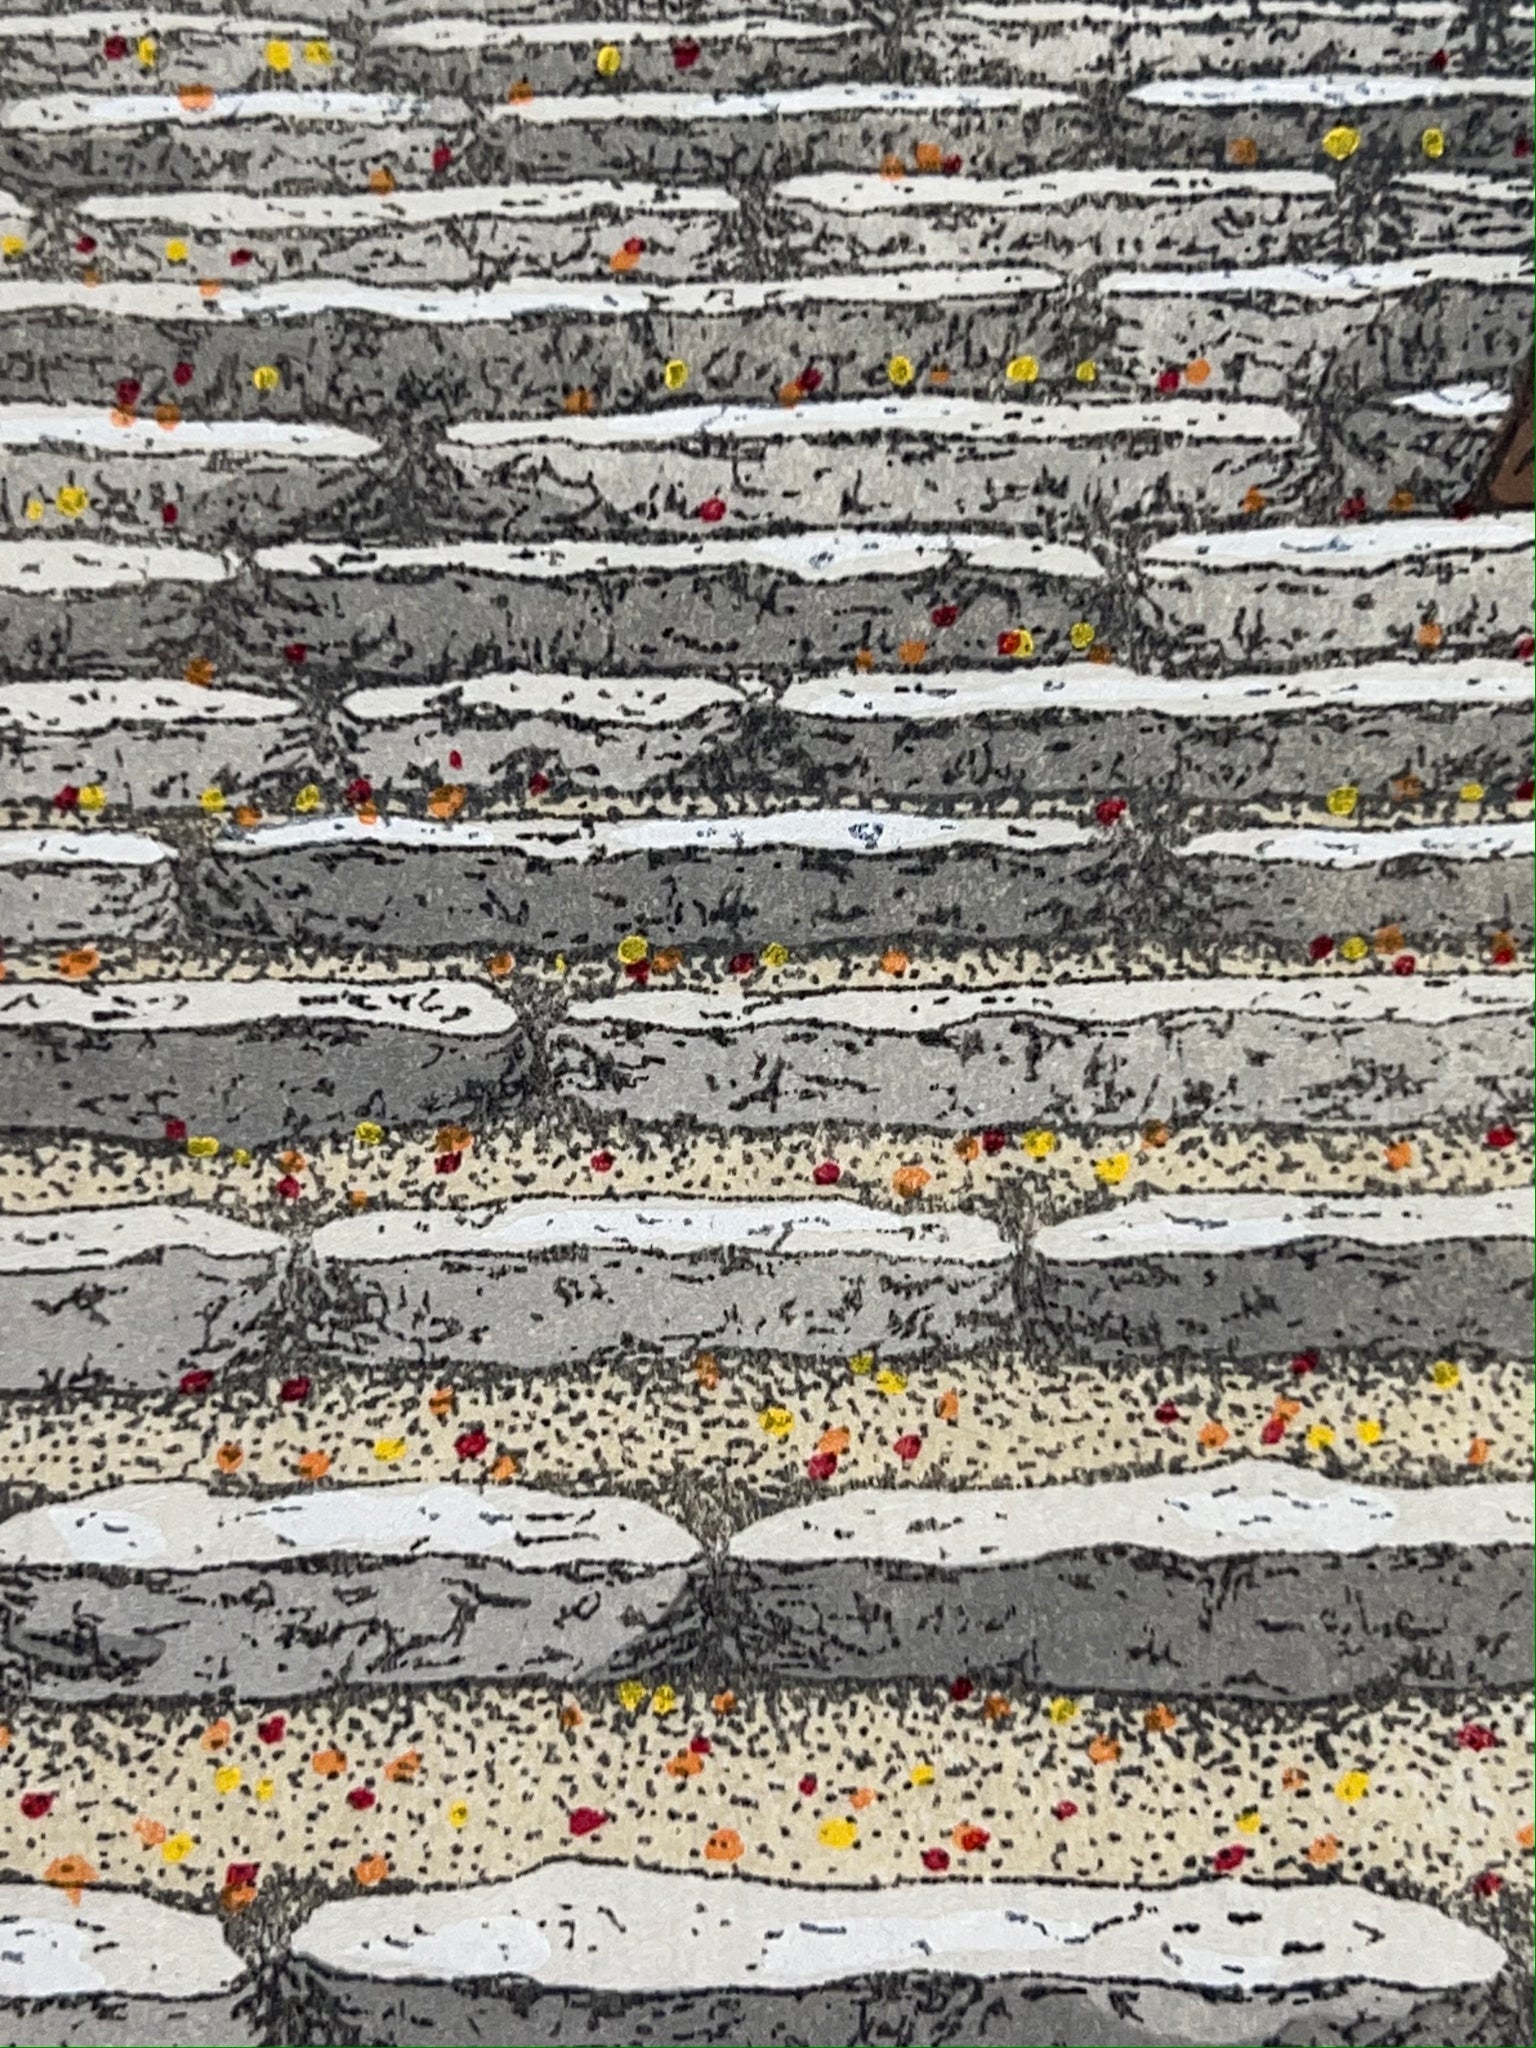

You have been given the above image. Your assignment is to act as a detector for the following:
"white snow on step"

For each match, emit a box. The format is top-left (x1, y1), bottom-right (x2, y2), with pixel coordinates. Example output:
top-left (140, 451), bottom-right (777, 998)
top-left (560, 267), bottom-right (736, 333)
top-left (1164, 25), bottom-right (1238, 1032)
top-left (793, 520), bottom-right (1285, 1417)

top-left (344, 671), bottom-right (763, 726)
top-left (1037, 1190), bottom-right (1532, 1264)
top-left (782, 656), bottom-right (1536, 719)
top-left (256, 530), bottom-right (1102, 580)
top-left (0, 1884), bottom-right (245, 2001)
top-left (653, 266), bottom-right (1062, 311)
top-left (0, 1205), bottom-right (280, 1275)
top-left (1145, 514), bottom-right (1533, 568)
top-left (0, 540), bottom-right (233, 591)
top-left (490, 82), bottom-right (1075, 124)
top-left (0, 1481), bottom-right (701, 1571)
top-left (0, 828), bottom-right (171, 869)
top-left (314, 1196), bottom-right (1012, 1266)
top-left (776, 166), bottom-right (1332, 211)
top-left (1391, 382), bottom-right (1512, 419)
top-left (0, 978), bottom-right (518, 1036)
top-left (1132, 72), bottom-right (1528, 107)
top-left (293, 1861), bottom-right (1506, 1996)
top-left (0, 277), bottom-right (648, 323)
top-left (565, 971), bottom-right (1529, 1037)
top-left (1, 90), bottom-right (429, 132)
top-left (729, 1460), bottom-right (1534, 1567)
top-left (378, 14), bottom-right (859, 49)
top-left (1180, 821), bottom-right (1534, 866)
top-left (446, 396), bottom-right (1299, 448)
top-left (0, 407), bottom-right (377, 458)
top-left (78, 181), bottom-right (738, 227)
top-left (1102, 253), bottom-right (1530, 299)
top-left (0, 676), bottom-right (299, 735)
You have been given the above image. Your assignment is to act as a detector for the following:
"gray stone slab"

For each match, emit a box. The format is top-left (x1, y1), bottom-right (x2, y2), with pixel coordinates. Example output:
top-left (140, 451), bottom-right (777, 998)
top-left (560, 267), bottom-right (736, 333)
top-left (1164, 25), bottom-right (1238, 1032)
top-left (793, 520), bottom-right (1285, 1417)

top-left (1025, 1189), bottom-right (1535, 1364)
top-left (722, 1462), bottom-right (1535, 1695)
top-left (308, 1197), bottom-right (1019, 1368)
top-left (1338, 380), bottom-right (1511, 510)
top-left (0, 675), bottom-right (309, 810)
top-left (1172, 821), bottom-right (1534, 954)
top-left (0, 828), bottom-right (178, 945)
top-left (1136, 515), bottom-right (1534, 673)
top-left (0, 1482), bottom-right (702, 1701)
top-left (287, 1860), bottom-right (1512, 2048)
top-left (550, 972), bottom-right (1531, 1130)
top-left (0, 1205), bottom-right (286, 1394)
top-left (0, 16), bottom-right (352, 93)
top-left (0, 540), bottom-right (234, 676)
top-left (1392, 171), bottom-right (1533, 257)
top-left (191, 808), bottom-right (1139, 953)
top-left (0, 977), bottom-right (529, 1144)
top-left (0, 1883), bottom-right (255, 2048)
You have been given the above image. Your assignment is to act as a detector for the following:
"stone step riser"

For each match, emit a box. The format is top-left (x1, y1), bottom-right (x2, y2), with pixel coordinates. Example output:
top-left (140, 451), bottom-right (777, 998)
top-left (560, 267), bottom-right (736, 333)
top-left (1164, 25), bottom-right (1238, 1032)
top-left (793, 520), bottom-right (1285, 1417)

top-left (358, 27), bottom-right (883, 98)
top-left (0, 833), bottom-right (178, 945)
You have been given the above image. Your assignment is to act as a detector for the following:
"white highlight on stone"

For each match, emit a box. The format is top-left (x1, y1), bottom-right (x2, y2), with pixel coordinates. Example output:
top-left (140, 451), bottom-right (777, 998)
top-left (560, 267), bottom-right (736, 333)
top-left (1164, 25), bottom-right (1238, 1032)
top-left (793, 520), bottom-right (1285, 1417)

top-left (0, 676), bottom-right (300, 735)
top-left (1391, 381), bottom-right (1512, 418)
top-left (0, 828), bottom-right (171, 867)
top-left (1145, 514), bottom-right (1533, 567)
top-left (0, 1205), bottom-right (280, 1275)
top-left (79, 181), bottom-right (738, 226)
top-left (0, 1884), bottom-right (245, 2001)
top-left (0, 978), bottom-right (518, 1036)
top-left (774, 167), bottom-right (1333, 210)
top-left (491, 82), bottom-right (1075, 123)
top-left (378, 14), bottom-right (858, 50)
top-left (0, 406), bottom-right (376, 457)
top-left (1102, 253), bottom-right (1530, 299)
top-left (1132, 72), bottom-right (1528, 106)
top-left (1037, 1189), bottom-right (1532, 1263)
top-left (0, 540), bottom-right (233, 590)
top-left (1, 90), bottom-right (429, 131)
top-left (1180, 821), bottom-right (1533, 866)
top-left (344, 671), bottom-right (763, 727)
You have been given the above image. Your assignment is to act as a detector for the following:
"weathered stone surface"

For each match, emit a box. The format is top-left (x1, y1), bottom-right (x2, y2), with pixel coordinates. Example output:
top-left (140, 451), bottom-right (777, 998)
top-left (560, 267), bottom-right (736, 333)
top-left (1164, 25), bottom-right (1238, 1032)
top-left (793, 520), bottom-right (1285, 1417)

top-left (0, 406), bottom-right (383, 543)
top-left (0, 1482), bottom-right (702, 1700)
top-left (722, 1462), bottom-right (1535, 1695)
top-left (1338, 380), bottom-right (1510, 509)
top-left (551, 972), bottom-right (1531, 1130)
top-left (192, 808), bottom-right (1139, 952)
top-left (0, 675), bottom-right (309, 809)
top-left (1136, 515), bottom-right (1534, 672)
top-left (769, 166), bottom-right (1341, 272)
top-left (287, 1860), bottom-right (1511, 2048)
top-left (0, 1883), bottom-right (256, 2048)
top-left (309, 1197), bottom-right (1018, 1367)
top-left (437, 396), bottom-right (1309, 535)
top-left (339, 671), bottom-right (765, 800)
top-left (0, 977), bottom-right (529, 1144)
top-left (1172, 821), bottom-right (1534, 953)
top-left (0, 828), bottom-right (178, 945)
top-left (250, 527), bottom-right (1104, 680)
top-left (0, 1205), bottom-right (285, 1394)
top-left (0, 539), bottom-right (233, 675)
top-left (0, 15), bottom-right (352, 93)
top-left (1391, 171), bottom-right (1532, 257)
top-left (1026, 1190), bottom-right (1534, 1364)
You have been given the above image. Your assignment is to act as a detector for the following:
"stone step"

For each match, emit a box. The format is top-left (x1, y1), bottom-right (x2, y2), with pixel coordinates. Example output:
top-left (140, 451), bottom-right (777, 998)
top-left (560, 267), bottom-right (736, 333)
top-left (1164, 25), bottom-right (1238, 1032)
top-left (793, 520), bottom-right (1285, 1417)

top-left (0, 1205), bottom-right (285, 1394)
top-left (769, 656), bottom-right (1534, 805)
top-left (436, 396), bottom-right (1312, 536)
top-left (1025, 1188), bottom-right (1534, 1363)
top-left (70, 179), bottom-right (741, 284)
top-left (0, 1882), bottom-right (254, 2048)
top-left (247, 528), bottom-right (1106, 682)
top-left (1393, 169), bottom-right (1534, 255)
top-left (0, 674), bottom-right (308, 809)
top-left (1121, 74), bottom-right (1531, 171)
top-left (1098, 253), bottom-right (1533, 401)
top-left (0, 13), bottom-right (352, 94)
top-left (0, 405), bottom-right (383, 544)
top-left (476, 82), bottom-right (1089, 182)
top-left (0, 89), bottom-right (472, 198)
top-left (0, 1479), bottom-right (702, 1700)
top-left (307, 1196), bottom-right (1018, 1368)
top-left (723, 1459), bottom-right (1534, 1693)
top-left (288, 1861), bottom-right (1511, 2048)
top-left (769, 167), bottom-right (1343, 274)
top-left (1136, 514), bottom-right (1534, 673)
top-left (0, 976), bottom-right (529, 1144)
top-left (191, 807), bottom-right (1136, 952)
top-left (1173, 820), bottom-right (1534, 955)
top-left (1339, 379), bottom-right (1513, 509)
top-left (0, 827), bottom-right (177, 944)
top-left (912, 1), bottom-right (1468, 88)
top-left (362, 11), bottom-right (881, 95)
top-left (550, 971), bottom-right (1531, 1131)
top-left (0, 537), bottom-right (233, 675)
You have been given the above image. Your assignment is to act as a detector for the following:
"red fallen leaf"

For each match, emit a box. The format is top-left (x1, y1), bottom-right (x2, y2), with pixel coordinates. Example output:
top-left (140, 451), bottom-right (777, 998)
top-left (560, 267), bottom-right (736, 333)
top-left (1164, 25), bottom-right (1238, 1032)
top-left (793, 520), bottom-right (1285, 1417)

top-left (1308, 934), bottom-right (1334, 961)
top-left (1452, 497), bottom-right (1476, 517)
top-left (528, 770), bottom-right (551, 796)
top-left (454, 1426), bottom-right (489, 1461)
top-left (345, 777), bottom-right (372, 805)
top-left (1516, 778), bottom-right (1534, 800)
top-left (689, 1735), bottom-right (712, 1755)
top-left (997, 630), bottom-right (1022, 656)
top-left (590, 1150), bottom-right (615, 1173)
top-left (1391, 954), bottom-right (1416, 976)
top-left (282, 642), bottom-right (307, 666)
top-left (1260, 1416), bottom-right (1286, 1445)
top-left (103, 34), bottom-right (128, 59)
top-left (673, 37), bottom-right (701, 68)
top-left (53, 785), bottom-right (81, 812)
top-left (698, 497), bottom-right (728, 523)
top-left (20, 1792), bottom-right (55, 1820)
top-left (225, 1861), bottom-right (259, 1888)
top-left (1428, 47), bottom-right (1449, 68)
top-left (274, 1174), bottom-right (303, 1200)
top-left (1154, 1401), bottom-right (1180, 1425)
top-left (172, 361), bottom-right (194, 387)
top-left (980, 1128), bottom-right (1007, 1155)
top-left (941, 153), bottom-right (963, 174)
top-left (812, 1160), bottom-right (841, 1185)
top-left (448, 749), bottom-right (464, 770)
top-left (568, 1806), bottom-right (608, 1836)
top-left (1492, 940), bottom-right (1516, 964)
top-left (179, 1369), bottom-right (214, 1395)
top-left (162, 504), bottom-right (179, 527)
top-left (1291, 1351), bottom-right (1319, 1375)
top-left (798, 1774), bottom-right (818, 1796)
top-left (1515, 136), bottom-right (1532, 157)
top-left (256, 1716), bottom-right (286, 1745)
top-left (805, 1451), bottom-right (839, 1482)
top-left (230, 247), bottom-right (254, 266)
top-left (622, 237), bottom-right (647, 256)
top-left (955, 1825), bottom-right (990, 1853)
top-left (1213, 1843), bottom-right (1248, 1872)
top-left (115, 378), bottom-right (141, 409)
top-left (920, 1847), bottom-right (950, 1871)
top-left (1458, 1723), bottom-right (1500, 1751)
top-left (1338, 492), bottom-right (1367, 521)
top-left (1156, 368), bottom-right (1180, 393)
top-left (74, 234), bottom-right (97, 255)
top-left (1486, 1124), bottom-right (1517, 1149)
top-left (930, 602), bottom-right (960, 628)
top-left (624, 960), bottom-right (649, 984)
top-left (278, 1375), bottom-right (311, 1404)
top-left (1515, 636), bottom-right (1534, 662)
top-left (729, 952), bottom-right (756, 975)
top-left (435, 1151), bottom-right (462, 1175)
top-left (949, 1677), bottom-right (974, 1702)
top-left (1094, 797), bottom-right (1127, 827)
top-left (1052, 1801), bottom-right (1078, 1820)
top-left (1473, 1870), bottom-right (1503, 1896)
top-left (346, 1787), bottom-right (376, 1811)
top-left (893, 1433), bottom-right (923, 1463)
top-left (431, 144), bottom-right (453, 173)
top-left (798, 365), bottom-right (823, 393)
top-left (164, 1118), bottom-right (188, 1143)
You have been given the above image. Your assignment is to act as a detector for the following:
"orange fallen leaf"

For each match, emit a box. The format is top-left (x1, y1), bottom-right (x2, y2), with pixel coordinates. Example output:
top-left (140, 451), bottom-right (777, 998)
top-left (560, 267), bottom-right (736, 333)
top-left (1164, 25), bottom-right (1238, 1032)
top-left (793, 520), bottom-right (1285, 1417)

top-left (1240, 485), bottom-right (1268, 514)
top-left (311, 1747), bottom-right (347, 1779)
top-left (1087, 1734), bottom-right (1121, 1766)
top-left (487, 951), bottom-right (515, 977)
top-left (154, 402), bottom-right (181, 430)
top-left (383, 1750), bottom-right (420, 1784)
top-left (179, 85), bottom-right (215, 112)
top-left (652, 946), bottom-right (683, 974)
top-left (57, 948), bottom-right (100, 980)
top-left (214, 1441), bottom-right (243, 1474)
top-left (562, 388), bottom-right (596, 416)
top-left (1143, 1704), bottom-right (1178, 1735)
top-left (913, 141), bottom-right (943, 173)
top-left (428, 1386), bottom-right (455, 1420)
top-left (891, 1163), bottom-right (931, 1199)
top-left (934, 1387), bottom-right (960, 1423)
top-left (367, 166), bottom-right (397, 195)
top-left (705, 1827), bottom-right (743, 1862)
top-left (953, 1135), bottom-right (980, 1163)
top-left (507, 77), bottom-right (534, 103)
top-left (348, 1189), bottom-right (369, 1210)
top-left (133, 1817), bottom-right (167, 1847)
top-left (694, 1352), bottom-right (721, 1391)
top-left (220, 1883), bottom-right (257, 1915)
top-left (184, 657), bottom-right (215, 686)
top-left (0, 1725), bottom-right (10, 1750)
top-left (200, 1718), bottom-right (232, 1752)
top-left (927, 365), bottom-right (950, 385)
top-left (1282, 1767), bottom-right (1310, 1793)
top-left (817, 1427), bottom-right (851, 1457)
top-left (848, 1787), bottom-right (877, 1810)
top-left (1197, 1419), bottom-right (1230, 1450)
top-left (1086, 642), bottom-right (1115, 665)
top-left (666, 1750), bottom-right (704, 1778)
top-left (45, 1856), bottom-right (97, 1904)
top-left (1517, 1823), bottom-right (1534, 1851)
top-left (778, 379), bottom-right (805, 408)
top-left (1306, 1833), bottom-right (1341, 1866)
top-left (981, 1693), bottom-right (1012, 1722)
top-left (278, 1149), bottom-right (305, 1172)
top-left (711, 1691), bottom-right (738, 1716)
top-left (879, 152), bottom-right (906, 178)
top-left (879, 947), bottom-right (909, 976)
top-left (897, 639), bottom-right (927, 667)
top-left (488, 1453), bottom-right (519, 1483)
top-left (1415, 619), bottom-right (1444, 650)
top-left (1374, 923), bottom-right (1406, 954)
top-left (354, 1853), bottom-right (391, 1886)
top-left (428, 784), bottom-right (467, 820)
top-left (435, 1124), bottom-right (473, 1154)
top-left (1384, 1140), bottom-right (1414, 1171)
top-left (1184, 358), bottom-right (1212, 386)
top-left (558, 1703), bottom-right (584, 1731)
top-left (610, 247), bottom-right (641, 274)
top-left (1227, 135), bottom-right (1259, 166)
top-left (233, 804), bottom-right (262, 828)
top-left (1271, 1398), bottom-right (1302, 1424)
top-left (1468, 1437), bottom-right (1491, 1465)
top-left (853, 648), bottom-right (875, 673)
top-left (295, 1449), bottom-right (331, 1481)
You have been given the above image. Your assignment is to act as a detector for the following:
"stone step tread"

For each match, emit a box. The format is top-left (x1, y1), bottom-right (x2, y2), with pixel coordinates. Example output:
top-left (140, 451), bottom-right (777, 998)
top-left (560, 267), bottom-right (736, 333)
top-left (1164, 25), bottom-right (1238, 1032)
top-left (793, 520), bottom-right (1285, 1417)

top-left (0, 1881), bottom-right (250, 2032)
top-left (1034, 1185), bottom-right (1532, 1259)
top-left (0, 1201), bottom-right (281, 1269)
top-left (0, 406), bottom-right (379, 459)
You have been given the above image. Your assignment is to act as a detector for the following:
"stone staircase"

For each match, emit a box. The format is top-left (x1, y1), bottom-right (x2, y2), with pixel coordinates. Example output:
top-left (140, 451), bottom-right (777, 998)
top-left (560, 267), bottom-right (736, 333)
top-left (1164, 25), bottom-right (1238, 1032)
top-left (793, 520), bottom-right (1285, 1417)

top-left (0, 1), bottom-right (1531, 2043)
